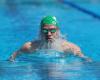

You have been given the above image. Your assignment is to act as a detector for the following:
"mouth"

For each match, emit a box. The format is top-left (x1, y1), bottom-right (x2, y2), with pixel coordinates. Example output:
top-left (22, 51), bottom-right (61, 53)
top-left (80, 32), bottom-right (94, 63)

top-left (45, 36), bottom-right (53, 41)
top-left (46, 37), bottom-right (52, 40)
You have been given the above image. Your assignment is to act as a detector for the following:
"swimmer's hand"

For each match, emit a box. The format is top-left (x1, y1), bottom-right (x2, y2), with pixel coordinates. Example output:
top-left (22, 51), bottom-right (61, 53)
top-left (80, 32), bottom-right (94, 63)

top-left (9, 58), bottom-right (15, 62)
top-left (81, 56), bottom-right (92, 62)
top-left (8, 56), bottom-right (15, 62)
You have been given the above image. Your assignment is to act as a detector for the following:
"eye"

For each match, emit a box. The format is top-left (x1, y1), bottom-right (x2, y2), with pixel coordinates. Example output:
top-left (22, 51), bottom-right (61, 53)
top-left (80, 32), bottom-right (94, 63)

top-left (51, 29), bottom-right (56, 33)
top-left (42, 29), bottom-right (48, 33)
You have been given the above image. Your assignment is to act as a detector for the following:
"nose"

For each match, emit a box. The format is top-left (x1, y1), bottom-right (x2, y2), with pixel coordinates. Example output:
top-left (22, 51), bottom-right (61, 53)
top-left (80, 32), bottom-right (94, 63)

top-left (47, 31), bottom-right (51, 36)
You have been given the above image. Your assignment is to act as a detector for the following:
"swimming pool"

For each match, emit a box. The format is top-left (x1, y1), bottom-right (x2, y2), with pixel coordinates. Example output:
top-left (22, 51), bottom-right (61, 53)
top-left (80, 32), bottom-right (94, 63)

top-left (0, 0), bottom-right (100, 80)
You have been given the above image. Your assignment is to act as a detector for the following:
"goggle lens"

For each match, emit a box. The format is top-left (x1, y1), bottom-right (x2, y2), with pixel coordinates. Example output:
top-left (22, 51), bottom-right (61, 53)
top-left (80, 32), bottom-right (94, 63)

top-left (42, 29), bottom-right (56, 33)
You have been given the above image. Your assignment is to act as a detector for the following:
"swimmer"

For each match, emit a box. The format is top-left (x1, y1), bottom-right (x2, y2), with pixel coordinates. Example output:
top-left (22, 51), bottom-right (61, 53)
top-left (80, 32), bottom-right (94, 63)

top-left (9, 16), bottom-right (92, 62)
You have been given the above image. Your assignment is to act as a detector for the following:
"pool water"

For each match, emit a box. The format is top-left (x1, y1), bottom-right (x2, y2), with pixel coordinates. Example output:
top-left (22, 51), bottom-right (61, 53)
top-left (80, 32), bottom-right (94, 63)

top-left (0, 50), bottom-right (100, 80)
top-left (0, 0), bottom-right (100, 80)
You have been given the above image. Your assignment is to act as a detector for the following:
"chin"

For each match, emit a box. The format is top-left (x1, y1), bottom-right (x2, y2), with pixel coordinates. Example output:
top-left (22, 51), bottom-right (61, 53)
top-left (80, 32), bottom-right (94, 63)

top-left (47, 38), bottom-right (53, 42)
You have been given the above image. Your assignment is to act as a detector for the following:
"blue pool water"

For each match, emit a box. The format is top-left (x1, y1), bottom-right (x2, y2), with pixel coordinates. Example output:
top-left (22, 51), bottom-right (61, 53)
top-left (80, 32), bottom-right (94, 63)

top-left (0, 0), bottom-right (100, 80)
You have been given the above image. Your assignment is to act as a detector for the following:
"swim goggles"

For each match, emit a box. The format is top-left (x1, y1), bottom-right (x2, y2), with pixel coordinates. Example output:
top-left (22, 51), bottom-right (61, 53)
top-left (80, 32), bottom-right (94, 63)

top-left (42, 29), bottom-right (57, 33)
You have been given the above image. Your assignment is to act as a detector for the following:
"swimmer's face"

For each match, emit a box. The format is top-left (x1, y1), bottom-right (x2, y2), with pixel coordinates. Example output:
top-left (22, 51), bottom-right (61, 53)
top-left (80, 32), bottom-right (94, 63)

top-left (41, 25), bottom-right (59, 41)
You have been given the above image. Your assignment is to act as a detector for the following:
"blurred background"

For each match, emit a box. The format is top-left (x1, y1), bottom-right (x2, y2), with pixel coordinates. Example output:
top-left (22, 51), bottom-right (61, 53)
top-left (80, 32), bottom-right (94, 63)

top-left (0, 0), bottom-right (100, 61)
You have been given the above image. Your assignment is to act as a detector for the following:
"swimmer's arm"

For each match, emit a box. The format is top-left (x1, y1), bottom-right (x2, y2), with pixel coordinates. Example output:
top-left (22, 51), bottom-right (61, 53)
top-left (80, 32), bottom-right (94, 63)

top-left (9, 50), bottom-right (22, 61)
top-left (63, 41), bottom-right (92, 62)
top-left (74, 50), bottom-right (92, 62)
top-left (70, 43), bottom-right (92, 62)
top-left (9, 42), bottom-right (32, 61)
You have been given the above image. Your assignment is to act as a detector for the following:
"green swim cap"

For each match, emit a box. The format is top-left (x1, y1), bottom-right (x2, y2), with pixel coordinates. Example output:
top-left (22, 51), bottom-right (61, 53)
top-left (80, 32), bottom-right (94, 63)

top-left (41, 16), bottom-right (58, 27)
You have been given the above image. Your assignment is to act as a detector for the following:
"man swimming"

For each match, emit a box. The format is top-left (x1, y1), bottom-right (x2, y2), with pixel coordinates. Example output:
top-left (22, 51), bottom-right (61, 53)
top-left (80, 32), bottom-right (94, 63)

top-left (9, 16), bottom-right (91, 62)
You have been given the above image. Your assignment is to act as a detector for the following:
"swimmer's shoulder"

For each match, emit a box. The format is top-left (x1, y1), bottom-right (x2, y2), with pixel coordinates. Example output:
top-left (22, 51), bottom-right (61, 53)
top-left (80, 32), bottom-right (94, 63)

top-left (62, 40), bottom-right (81, 52)
top-left (62, 39), bottom-right (77, 46)
top-left (62, 40), bottom-right (72, 46)
top-left (62, 40), bottom-right (80, 50)
top-left (22, 40), bottom-right (40, 51)
top-left (21, 42), bottom-right (32, 51)
top-left (31, 40), bottom-right (41, 46)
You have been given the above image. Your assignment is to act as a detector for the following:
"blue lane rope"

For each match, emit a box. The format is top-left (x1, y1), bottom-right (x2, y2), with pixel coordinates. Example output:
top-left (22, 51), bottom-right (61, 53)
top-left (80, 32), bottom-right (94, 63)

top-left (58, 0), bottom-right (100, 20)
